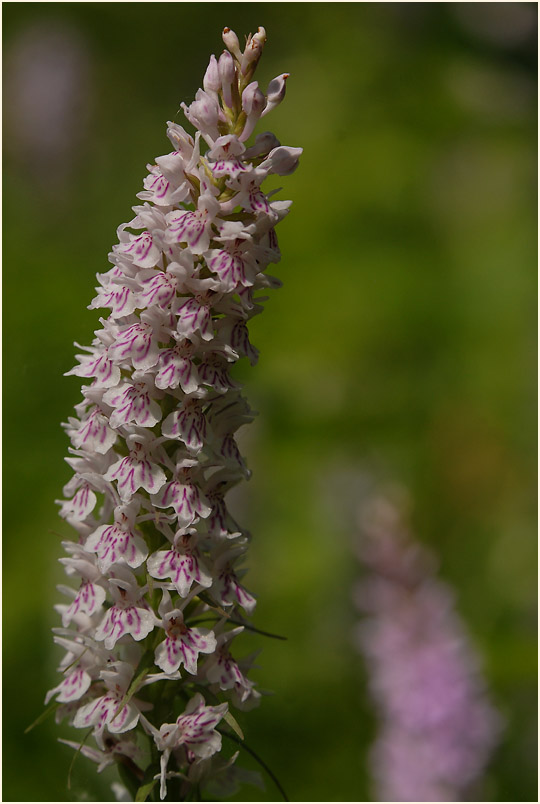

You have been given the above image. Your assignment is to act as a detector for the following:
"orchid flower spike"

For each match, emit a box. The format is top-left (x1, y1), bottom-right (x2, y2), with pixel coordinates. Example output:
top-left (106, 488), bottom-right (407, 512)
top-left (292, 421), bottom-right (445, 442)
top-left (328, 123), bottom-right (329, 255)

top-left (48, 25), bottom-right (301, 801)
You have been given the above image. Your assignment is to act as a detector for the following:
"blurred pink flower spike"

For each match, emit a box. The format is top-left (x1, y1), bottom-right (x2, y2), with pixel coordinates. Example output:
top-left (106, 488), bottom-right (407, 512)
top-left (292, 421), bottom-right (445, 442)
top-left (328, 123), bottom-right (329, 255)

top-left (354, 491), bottom-right (504, 802)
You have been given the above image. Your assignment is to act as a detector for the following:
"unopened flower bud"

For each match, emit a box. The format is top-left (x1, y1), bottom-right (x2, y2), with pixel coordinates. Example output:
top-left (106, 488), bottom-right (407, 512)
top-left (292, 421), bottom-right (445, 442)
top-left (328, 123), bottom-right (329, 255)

top-left (241, 81), bottom-right (265, 116)
top-left (260, 145), bottom-right (303, 176)
top-left (222, 26), bottom-right (241, 59)
top-left (166, 122), bottom-right (195, 160)
top-left (261, 73), bottom-right (289, 117)
top-left (239, 81), bottom-right (266, 142)
top-left (252, 27), bottom-right (267, 48)
top-left (203, 54), bottom-right (220, 95)
top-left (182, 89), bottom-right (221, 141)
top-left (218, 51), bottom-right (236, 109)
top-left (243, 131), bottom-right (281, 159)
top-left (240, 26), bottom-right (266, 76)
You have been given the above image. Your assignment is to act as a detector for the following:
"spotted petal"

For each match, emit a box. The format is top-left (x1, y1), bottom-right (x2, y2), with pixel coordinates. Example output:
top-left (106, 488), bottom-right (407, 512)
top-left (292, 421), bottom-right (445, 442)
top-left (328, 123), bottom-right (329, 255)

top-left (111, 322), bottom-right (161, 371)
top-left (155, 623), bottom-right (216, 676)
top-left (89, 284), bottom-right (139, 319)
top-left (45, 667), bottom-right (92, 705)
top-left (104, 453), bottom-right (166, 502)
top-left (162, 402), bottom-right (207, 454)
top-left (59, 482), bottom-right (97, 522)
top-left (139, 271), bottom-right (178, 309)
top-left (155, 348), bottom-right (199, 393)
top-left (66, 347), bottom-right (121, 388)
top-left (73, 692), bottom-right (140, 734)
top-left (95, 604), bottom-right (155, 650)
top-left (147, 545), bottom-right (212, 597)
top-left (175, 297), bottom-right (213, 341)
top-left (117, 232), bottom-right (161, 269)
top-left (72, 408), bottom-right (117, 454)
top-left (151, 480), bottom-right (211, 526)
top-left (104, 382), bottom-right (162, 429)
top-left (85, 523), bottom-right (148, 572)
top-left (61, 581), bottom-right (107, 627)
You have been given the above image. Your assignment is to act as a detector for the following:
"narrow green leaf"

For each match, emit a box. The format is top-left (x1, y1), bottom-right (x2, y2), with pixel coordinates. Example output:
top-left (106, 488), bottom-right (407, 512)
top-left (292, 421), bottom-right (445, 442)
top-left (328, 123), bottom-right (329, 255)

top-left (184, 617), bottom-right (220, 628)
top-left (227, 618), bottom-right (287, 641)
top-left (114, 649), bottom-right (155, 717)
top-left (187, 615), bottom-right (287, 641)
top-left (133, 757), bottom-right (162, 802)
top-left (67, 729), bottom-right (93, 790)
top-left (195, 594), bottom-right (287, 639)
top-left (197, 591), bottom-right (229, 617)
top-left (62, 646), bottom-right (90, 675)
top-left (24, 701), bottom-right (60, 734)
top-left (224, 710), bottom-right (244, 740)
top-left (135, 778), bottom-right (157, 802)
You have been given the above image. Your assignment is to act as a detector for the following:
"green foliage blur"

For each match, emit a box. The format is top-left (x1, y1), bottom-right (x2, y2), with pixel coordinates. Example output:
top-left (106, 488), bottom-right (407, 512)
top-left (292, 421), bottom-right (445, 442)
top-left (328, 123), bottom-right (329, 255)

top-left (3, 3), bottom-right (537, 801)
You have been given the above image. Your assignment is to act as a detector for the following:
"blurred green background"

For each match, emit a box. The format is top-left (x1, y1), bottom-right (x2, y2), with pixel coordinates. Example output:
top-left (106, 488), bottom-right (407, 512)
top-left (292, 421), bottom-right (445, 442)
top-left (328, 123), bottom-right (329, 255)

top-left (3, 3), bottom-right (537, 801)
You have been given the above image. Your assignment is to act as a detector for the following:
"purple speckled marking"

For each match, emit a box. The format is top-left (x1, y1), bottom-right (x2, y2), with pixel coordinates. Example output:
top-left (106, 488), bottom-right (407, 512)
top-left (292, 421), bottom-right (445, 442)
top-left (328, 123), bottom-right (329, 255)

top-left (231, 321), bottom-right (250, 354)
top-left (220, 434), bottom-right (243, 466)
top-left (169, 211), bottom-right (206, 248)
top-left (56, 667), bottom-right (92, 703)
top-left (155, 349), bottom-right (197, 391)
top-left (208, 250), bottom-right (246, 288)
top-left (64, 581), bottom-right (101, 624)
top-left (176, 298), bottom-right (212, 340)
top-left (115, 458), bottom-right (137, 496)
top-left (73, 350), bottom-right (115, 384)
top-left (77, 408), bottom-right (109, 448)
top-left (209, 650), bottom-right (245, 691)
top-left (124, 233), bottom-right (154, 262)
top-left (212, 157), bottom-right (247, 178)
top-left (154, 480), bottom-right (207, 523)
top-left (176, 705), bottom-right (223, 747)
top-left (146, 173), bottom-right (171, 200)
top-left (69, 483), bottom-right (96, 519)
top-left (110, 384), bottom-right (157, 427)
top-left (156, 623), bottom-right (208, 675)
top-left (109, 450), bottom-right (163, 499)
top-left (100, 285), bottom-right (132, 314)
top-left (217, 570), bottom-right (256, 614)
top-left (98, 603), bottom-right (147, 646)
top-left (82, 695), bottom-right (108, 726)
top-left (199, 358), bottom-right (232, 392)
top-left (78, 692), bottom-right (131, 730)
top-left (148, 544), bottom-right (208, 597)
top-left (141, 272), bottom-right (177, 308)
top-left (87, 523), bottom-right (143, 570)
top-left (167, 403), bottom-right (206, 452)
top-left (114, 323), bottom-right (155, 368)
top-left (268, 227), bottom-right (279, 252)
top-left (207, 494), bottom-right (228, 535)
top-left (248, 187), bottom-right (270, 214)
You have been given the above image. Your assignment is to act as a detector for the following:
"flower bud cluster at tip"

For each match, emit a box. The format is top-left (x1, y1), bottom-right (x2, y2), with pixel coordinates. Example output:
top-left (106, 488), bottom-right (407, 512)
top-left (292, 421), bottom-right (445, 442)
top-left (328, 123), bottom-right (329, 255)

top-left (353, 493), bottom-right (503, 803)
top-left (191, 25), bottom-right (289, 144)
top-left (50, 26), bottom-right (301, 800)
